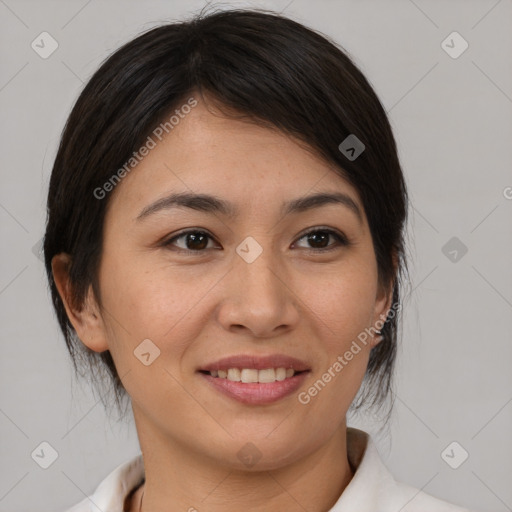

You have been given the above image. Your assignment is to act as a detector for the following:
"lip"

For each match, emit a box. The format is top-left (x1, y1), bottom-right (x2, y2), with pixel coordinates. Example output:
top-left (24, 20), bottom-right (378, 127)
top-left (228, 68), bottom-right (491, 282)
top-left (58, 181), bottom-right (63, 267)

top-left (199, 371), bottom-right (310, 405)
top-left (197, 354), bottom-right (311, 405)
top-left (198, 354), bottom-right (311, 372)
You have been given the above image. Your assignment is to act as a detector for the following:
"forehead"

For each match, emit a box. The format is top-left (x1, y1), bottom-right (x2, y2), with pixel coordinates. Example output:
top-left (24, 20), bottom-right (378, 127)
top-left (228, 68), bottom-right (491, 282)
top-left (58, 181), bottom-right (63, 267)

top-left (105, 100), bottom-right (363, 221)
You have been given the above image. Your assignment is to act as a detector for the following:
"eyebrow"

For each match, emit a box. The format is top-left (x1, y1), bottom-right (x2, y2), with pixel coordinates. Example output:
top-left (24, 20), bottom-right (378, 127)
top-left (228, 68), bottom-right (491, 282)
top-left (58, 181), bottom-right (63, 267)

top-left (136, 191), bottom-right (363, 223)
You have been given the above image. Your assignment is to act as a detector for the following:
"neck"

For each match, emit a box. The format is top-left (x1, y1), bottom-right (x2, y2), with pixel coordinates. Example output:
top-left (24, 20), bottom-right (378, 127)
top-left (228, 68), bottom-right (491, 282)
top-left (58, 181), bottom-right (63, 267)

top-left (131, 416), bottom-right (354, 512)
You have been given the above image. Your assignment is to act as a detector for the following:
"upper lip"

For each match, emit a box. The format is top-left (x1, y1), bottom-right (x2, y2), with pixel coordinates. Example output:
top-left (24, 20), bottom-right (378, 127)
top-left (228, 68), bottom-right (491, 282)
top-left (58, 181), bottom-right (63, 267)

top-left (198, 354), bottom-right (311, 372)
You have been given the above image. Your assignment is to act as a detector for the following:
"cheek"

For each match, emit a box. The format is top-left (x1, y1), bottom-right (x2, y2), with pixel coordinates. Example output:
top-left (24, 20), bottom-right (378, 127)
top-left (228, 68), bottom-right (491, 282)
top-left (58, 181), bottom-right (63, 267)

top-left (298, 272), bottom-right (376, 429)
top-left (307, 265), bottom-right (378, 348)
top-left (97, 260), bottom-right (210, 409)
top-left (308, 281), bottom-right (375, 393)
top-left (97, 255), bottom-right (213, 354)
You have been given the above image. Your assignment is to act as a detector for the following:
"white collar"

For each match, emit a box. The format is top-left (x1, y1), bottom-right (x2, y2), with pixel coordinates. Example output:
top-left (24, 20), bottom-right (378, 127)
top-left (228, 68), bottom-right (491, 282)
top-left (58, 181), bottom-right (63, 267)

top-left (66, 427), bottom-right (469, 512)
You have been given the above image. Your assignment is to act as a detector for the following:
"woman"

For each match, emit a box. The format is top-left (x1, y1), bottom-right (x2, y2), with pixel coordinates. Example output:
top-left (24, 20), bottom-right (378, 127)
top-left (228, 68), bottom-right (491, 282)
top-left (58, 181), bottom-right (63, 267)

top-left (44, 8), bottom-right (472, 512)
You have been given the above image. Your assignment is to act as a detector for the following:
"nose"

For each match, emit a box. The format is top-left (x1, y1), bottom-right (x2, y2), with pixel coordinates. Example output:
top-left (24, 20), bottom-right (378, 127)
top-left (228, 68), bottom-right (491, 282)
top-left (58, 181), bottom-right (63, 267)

top-left (216, 242), bottom-right (301, 338)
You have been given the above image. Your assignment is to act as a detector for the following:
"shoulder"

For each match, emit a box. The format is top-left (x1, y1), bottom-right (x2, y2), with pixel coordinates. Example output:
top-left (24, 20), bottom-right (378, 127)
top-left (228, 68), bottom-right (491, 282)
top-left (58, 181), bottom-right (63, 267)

top-left (60, 454), bottom-right (144, 512)
top-left (60, 499), bottom-right (91, 512)
top-left (389, 479), bottom-right (472, 512)
top-left (333, 428), bottom-right (473, 512)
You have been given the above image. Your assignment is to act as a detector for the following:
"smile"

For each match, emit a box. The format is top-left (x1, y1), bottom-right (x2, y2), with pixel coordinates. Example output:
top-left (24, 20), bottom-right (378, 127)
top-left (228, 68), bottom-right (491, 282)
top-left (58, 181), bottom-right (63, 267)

top-left (205, 367), bottom-right (298, 383)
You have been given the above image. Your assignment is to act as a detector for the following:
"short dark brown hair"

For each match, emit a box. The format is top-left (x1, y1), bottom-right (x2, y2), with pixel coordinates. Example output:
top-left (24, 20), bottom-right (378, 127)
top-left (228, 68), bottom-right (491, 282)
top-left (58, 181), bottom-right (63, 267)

top-left (44, 7), bottom-right (409, 422)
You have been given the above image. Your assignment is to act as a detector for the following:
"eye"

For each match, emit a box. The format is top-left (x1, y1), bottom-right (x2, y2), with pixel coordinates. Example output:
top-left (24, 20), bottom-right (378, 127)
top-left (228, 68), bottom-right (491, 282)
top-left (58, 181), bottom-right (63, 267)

top-left (162, 230), bottom-right (218, 253)
top-left (293, 228), bottom-right (349, 252)
top-left (162, 227), bottom-right (350, 255)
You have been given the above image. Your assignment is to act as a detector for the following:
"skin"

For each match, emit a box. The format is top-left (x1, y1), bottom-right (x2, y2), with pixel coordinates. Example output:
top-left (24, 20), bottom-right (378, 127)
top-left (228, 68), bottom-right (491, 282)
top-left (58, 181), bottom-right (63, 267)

top-left (53, 95), bottom-right (394, 512)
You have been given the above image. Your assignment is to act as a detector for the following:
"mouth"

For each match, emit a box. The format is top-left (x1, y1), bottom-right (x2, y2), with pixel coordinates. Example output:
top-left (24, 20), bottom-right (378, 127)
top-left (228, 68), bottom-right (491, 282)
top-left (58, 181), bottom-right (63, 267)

top-left (197, 354), bottom-right (311, 405)
top-left (198, 367), bottom-right (307, 382)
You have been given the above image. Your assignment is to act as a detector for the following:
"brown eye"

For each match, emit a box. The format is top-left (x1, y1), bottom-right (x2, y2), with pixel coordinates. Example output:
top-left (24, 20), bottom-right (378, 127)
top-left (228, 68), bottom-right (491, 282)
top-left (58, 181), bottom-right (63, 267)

top-left (163, 230), bottom-right (217, 252)
top-left (294, 228), bottom-right (349, 252)
top-left (163, 227), bottom-right (349, 255)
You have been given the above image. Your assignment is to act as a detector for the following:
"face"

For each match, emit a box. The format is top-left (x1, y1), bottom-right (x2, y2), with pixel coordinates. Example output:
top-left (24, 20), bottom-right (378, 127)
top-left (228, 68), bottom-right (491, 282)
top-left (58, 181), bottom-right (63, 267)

top-left (55, 97), bottom-right (392, 470)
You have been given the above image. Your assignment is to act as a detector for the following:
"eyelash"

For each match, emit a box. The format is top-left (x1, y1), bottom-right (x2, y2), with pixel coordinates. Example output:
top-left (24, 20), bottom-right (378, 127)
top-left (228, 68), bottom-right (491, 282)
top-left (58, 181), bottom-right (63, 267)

top-left (161, 227), bottom-right (350, 255)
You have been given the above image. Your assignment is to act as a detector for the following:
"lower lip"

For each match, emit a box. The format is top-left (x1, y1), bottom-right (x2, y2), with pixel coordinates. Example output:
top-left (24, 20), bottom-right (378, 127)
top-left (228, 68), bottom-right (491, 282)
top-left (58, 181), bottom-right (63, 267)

top-left (199, 371), bottom-right (309, 405)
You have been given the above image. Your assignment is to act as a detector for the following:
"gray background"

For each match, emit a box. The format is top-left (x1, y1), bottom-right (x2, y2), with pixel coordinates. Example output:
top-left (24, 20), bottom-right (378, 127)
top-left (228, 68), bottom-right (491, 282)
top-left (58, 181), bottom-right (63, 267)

top-left (1, 0), bottom-right (511, 511)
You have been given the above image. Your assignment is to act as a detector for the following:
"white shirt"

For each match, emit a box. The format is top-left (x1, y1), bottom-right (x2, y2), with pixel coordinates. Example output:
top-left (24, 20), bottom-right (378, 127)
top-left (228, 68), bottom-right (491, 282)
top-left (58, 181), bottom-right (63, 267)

top-left (64, 427), bottom-right (472, 512)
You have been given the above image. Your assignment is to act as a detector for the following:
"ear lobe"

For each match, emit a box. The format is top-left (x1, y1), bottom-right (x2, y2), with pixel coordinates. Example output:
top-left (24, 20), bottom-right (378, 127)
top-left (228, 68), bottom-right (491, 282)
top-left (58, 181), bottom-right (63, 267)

top-left (51, 253), bottom-right (109, 353)
top-left (372, 250), bottom-right (399, 336)
top-left (370, 276), bottom-right (396, 347)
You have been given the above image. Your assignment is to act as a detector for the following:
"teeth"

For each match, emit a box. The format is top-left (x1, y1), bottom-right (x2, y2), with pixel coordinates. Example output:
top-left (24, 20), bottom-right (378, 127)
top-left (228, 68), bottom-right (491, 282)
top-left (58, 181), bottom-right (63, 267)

top-left (241, 369), bottom-right (259, 383)
top-left (276, 368), bottom-right (286, 381)
top-left (258, 368), bottom-right (275, 383)
top-left (209, 368), bottom-right (298, 382)
top-left (227, 368), bottom-right (241, 382)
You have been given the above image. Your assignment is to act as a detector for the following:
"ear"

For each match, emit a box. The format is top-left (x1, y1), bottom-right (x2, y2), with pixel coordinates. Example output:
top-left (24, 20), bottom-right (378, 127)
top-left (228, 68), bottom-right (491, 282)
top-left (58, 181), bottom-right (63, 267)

top-left (51, 253), bottom-right (109, 353)
top-left (370, 253), bottom-right (398, 347)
